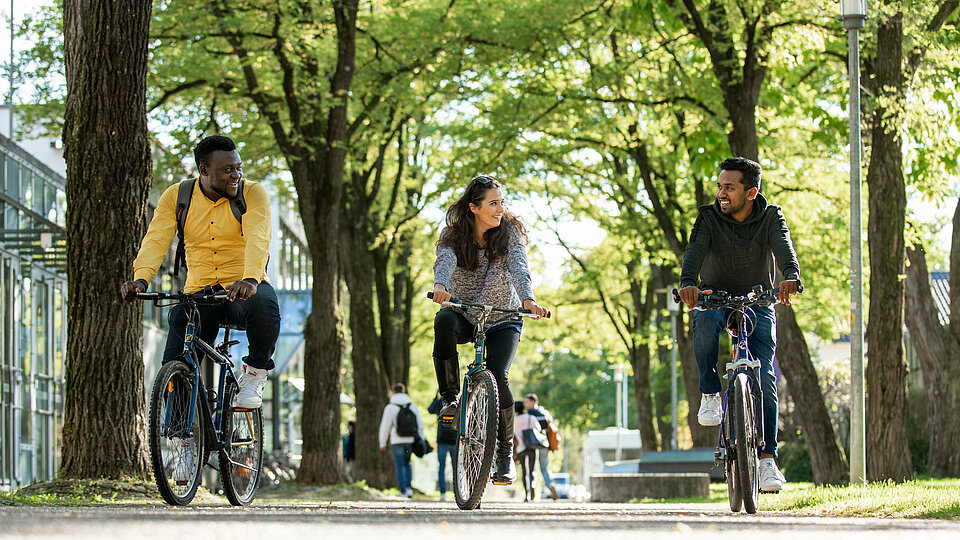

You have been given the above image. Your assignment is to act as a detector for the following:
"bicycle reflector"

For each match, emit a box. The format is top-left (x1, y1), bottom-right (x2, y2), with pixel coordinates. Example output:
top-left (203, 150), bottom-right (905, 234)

top-left (168, 381), bottom-right (173, 393)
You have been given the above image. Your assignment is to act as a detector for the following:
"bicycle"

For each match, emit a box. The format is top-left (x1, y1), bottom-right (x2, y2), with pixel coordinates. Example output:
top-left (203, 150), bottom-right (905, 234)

top-left (672, 284), bottom-right (799, 514)
top-left (137, 289), bottom-right (264, 506)
top-left (427, 292), bottom-right (549, 510)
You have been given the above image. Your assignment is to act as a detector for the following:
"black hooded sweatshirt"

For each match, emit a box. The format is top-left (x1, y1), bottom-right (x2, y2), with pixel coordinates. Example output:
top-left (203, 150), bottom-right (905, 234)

top-left (679, 193), bottom-right (800, 296)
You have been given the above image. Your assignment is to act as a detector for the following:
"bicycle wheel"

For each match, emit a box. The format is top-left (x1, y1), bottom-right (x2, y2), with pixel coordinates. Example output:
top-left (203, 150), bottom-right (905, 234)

top-left (219, 403), bottom-right (264, 506)
top-left (733, 373), bottom-right (759, 514)
top-left (452, 370), bottom-right (499, 510)
top-left (724, 408), bottom-right (743, 512)
top-left (148, 360), bottom-right (206, 506)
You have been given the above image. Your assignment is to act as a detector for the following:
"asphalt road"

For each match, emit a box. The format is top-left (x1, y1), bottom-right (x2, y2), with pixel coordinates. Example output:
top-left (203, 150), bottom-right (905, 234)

top-left (3, 500), bottom-right (959, 540)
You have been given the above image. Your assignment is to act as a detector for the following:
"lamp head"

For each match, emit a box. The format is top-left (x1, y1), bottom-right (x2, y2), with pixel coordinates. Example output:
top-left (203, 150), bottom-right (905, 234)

top-left (842, 0), bottom-right (867, 17)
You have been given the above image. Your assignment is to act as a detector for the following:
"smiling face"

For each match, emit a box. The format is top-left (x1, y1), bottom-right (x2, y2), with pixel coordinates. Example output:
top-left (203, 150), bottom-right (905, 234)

top-left (199, 149), bottom-right (243, 200)
top-left (469, 187), bottom-right (506, 236)
top-left (716, 169), bottom-right (757, 222)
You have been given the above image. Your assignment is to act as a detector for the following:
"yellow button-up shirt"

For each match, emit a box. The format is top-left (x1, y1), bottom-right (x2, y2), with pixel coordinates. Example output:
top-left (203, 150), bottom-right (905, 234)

top-left (133, 179), bottom-right (272, 293)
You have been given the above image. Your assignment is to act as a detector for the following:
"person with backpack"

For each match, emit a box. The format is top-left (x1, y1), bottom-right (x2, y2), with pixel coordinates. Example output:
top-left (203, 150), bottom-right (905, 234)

top-left (379, 383), bottom-right (425, 498)
top-left (524, 393), bottom-right (559, 500)
top-left (120, 135), bottom-right (280, 409)
top-left (428, 394), bottom-right (459, 501)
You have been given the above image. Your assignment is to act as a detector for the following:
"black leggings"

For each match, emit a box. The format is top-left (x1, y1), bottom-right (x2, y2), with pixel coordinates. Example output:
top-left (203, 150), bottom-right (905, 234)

top-left (433, 308), bottom-right (520, 410)
top-left (518, 449), bottom-right (537, 497)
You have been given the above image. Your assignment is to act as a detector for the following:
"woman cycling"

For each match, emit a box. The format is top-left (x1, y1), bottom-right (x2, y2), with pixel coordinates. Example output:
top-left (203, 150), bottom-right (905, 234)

top-left (430, 174), bottom-right (548, 485)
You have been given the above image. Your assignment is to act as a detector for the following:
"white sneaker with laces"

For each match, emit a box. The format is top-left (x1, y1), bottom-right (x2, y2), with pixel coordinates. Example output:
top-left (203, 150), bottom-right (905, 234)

top-left (237, 365), bottom-right (268, 409)
top-left (173, 438), bottom-right (194, 484)
top-left (697, 393), bottom-right (722, 426)
top-left (759, 458), bottom-right (785, 492)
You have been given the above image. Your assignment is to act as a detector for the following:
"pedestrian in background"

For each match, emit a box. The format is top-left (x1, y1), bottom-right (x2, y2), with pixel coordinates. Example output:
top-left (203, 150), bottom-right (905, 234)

top-left (379, 383), bottom-right (425, 498)
top-left (428, 394), bottom-right (459, 501)
top-left (524, 393), bottom-right (558, 500)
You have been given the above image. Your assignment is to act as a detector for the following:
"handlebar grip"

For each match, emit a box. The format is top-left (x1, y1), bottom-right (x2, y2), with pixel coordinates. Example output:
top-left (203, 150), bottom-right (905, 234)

top-left (671, 288), bottom-right (681, 304)
top-left (426, 292), bottom-right (434, 299)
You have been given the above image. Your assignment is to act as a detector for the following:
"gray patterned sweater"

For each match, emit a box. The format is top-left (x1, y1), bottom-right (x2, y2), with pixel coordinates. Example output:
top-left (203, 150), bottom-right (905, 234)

top-left (433, 221), bottom-right (535, 329)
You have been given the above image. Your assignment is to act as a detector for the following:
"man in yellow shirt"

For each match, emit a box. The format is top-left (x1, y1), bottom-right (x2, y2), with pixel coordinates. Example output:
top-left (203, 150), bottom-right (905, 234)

top-left (121, 135), bottom-right (280, 408)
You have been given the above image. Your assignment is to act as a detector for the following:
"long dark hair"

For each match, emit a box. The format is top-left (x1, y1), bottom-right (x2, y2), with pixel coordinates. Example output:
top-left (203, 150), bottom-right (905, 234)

top-left (438, 175), bottom-right (528, 271)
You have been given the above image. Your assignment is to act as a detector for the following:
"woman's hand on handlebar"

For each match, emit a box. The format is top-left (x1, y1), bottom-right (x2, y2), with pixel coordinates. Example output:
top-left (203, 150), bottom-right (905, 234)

top-left (522, 298), bottom-right (549, 318)
top-left (678, 285), bottom-right (713, 308)
top-left (431, 283), bottom-right (452, 304)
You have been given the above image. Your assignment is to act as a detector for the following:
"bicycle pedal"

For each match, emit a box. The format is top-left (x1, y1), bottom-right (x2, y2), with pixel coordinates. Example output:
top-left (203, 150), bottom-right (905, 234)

top-left (491, 480), bottom-right (510, 486)
top-left (233, 407), bottom-right (252, 412)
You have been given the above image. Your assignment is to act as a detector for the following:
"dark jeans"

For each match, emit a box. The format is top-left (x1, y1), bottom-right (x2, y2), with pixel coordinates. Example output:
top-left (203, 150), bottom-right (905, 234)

top-left (162, 281), bottom-right (281, 370)
top-left (392, 443), bottom-right (413, 493)
top-left (433, 308), bottom-right (521, 410)
top-left (693, 304), bottom-right (778, 458)
top-left (437, 442), bottom-right (454, 494)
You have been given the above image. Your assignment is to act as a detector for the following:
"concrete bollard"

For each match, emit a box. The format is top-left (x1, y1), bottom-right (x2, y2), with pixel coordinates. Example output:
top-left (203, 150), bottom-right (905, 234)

top-left (589, 473), bottom-right (710, 502)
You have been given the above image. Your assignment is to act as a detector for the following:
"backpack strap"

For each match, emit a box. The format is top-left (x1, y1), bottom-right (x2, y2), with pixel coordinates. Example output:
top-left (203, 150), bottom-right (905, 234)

top-left (230, 178), bottom-right (246, 234)
top-left (172, 178), bottom-right (247, 277)
top-left (173, 179), bottom-right (195, 277)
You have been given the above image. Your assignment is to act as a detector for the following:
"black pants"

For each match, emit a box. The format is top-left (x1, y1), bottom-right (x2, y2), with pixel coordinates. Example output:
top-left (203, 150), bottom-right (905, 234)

top-left (162, 281), bottom-right (281, 370)
top-left (433, 308), bottom-right (520, 410)
top-left (518, 449), bottom-right (537, 499)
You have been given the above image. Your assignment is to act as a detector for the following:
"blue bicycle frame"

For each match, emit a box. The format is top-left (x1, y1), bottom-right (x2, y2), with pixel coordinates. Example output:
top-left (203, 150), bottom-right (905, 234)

top-left (148, 291), bottom-right (241, 451)
top-left (718, 310), bottom-right (765, 460)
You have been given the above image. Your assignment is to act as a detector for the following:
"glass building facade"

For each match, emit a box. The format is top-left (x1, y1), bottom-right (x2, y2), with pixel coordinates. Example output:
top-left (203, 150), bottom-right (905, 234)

top-left (0, 133), bottom-right (67, 490)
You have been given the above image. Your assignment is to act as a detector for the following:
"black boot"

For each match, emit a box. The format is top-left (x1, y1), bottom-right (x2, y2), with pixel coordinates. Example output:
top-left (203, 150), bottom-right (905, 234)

top-left (491, 406), bottom-right (516, 485)
top-left (433, 354), bottom-right (460, 427)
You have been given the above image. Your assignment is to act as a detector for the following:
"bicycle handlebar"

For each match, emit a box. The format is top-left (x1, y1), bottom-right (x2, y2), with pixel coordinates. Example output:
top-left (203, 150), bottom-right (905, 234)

top-left (671, 283), bottom-right (804, 311)
top-left (136, 290), bottom-right (229, 305)
top-left (427, 292), bottom-right (551, 319)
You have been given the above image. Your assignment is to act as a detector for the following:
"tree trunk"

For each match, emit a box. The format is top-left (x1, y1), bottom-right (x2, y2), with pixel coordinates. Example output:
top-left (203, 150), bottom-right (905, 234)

top-left (905, 243), bottom-right (960, 477)
top-left (776, 305), bottom-right (849, 485)
top-left (678, 311), bottom-right (713, 447)
top-left (60, 0), bottom-right (153, 480)
top-left (864, 10), bottom-right (912, 482)
top-left (297, 0), bottom-right (358, 484)
top-left (341, 177), bottom-right (390, 489)
top-left (626, 261), bottom-right (659, 452)
top-left (629, 346), bottom-right (659, 452)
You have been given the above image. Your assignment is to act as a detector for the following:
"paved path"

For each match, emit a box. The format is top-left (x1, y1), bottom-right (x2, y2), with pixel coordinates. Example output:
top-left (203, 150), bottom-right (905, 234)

top-left (2, 500), bottom-right (959, 539)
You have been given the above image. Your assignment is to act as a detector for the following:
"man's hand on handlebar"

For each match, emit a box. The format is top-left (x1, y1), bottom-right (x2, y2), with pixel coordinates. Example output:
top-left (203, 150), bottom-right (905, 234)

top-left (431, 283), bottom-right (452, 304)
top-left (778, 279), bottom-right (801, 306)
top-left (121, 279), bottom-right (148, 302)
top-left (522, 298), bottom-right (549, 318)
top-left (678, 285), bottom-right (713, 308)
top-left (227, 279), bottom-right (258, 302)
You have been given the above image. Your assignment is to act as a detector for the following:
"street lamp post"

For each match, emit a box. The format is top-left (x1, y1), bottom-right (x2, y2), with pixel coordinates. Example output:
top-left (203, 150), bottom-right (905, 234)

top-left (667, 292), bottom-right (679, 450)
top-left (841, 0), bottom-right (867, 486)
top-left (614, 365), bottom-right (623, 461)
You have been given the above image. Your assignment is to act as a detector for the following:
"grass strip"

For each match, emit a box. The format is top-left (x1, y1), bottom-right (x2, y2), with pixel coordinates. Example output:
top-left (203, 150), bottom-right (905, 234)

top-left (763, 479), bottom-right (960, 519)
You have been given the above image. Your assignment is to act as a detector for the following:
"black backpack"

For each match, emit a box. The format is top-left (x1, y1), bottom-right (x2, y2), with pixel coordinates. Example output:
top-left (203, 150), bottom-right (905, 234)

top-left (395, 403), bottom-right (418, 437)
top-left (173, 178), bottom-right (246, 276)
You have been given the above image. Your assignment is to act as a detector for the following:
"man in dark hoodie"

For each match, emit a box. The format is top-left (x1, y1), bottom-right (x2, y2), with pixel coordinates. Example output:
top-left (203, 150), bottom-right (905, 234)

top-left (677, 156), bottom-right (800, 493)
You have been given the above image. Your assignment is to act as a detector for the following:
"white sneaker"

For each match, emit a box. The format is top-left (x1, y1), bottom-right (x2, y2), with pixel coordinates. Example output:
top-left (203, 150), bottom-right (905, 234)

top-left (237, 365), bottom-right (268, 408)
top-left (173, 438), bottom-right (194, 484)
top-left (439, 492), bottom-right (446, 501)
top-left (697, 393), bottom-right (722, 426)
top-left (759, 458), bottom-right (785, 492)
top-left (404, 488), bottom-right (414, 498)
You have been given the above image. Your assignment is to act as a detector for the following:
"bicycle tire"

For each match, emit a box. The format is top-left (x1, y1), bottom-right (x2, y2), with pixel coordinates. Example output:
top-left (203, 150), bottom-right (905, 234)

top-left (452, 370), bottom-right (499, 510)
top-left (734, 373), bottom-right (759, 514)
top-left (724, 411), bottom-right (743, 512)
top-left (219, 403), bottom-right (264, 506)
top-left (148, 360), bottom-right (206, 506)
